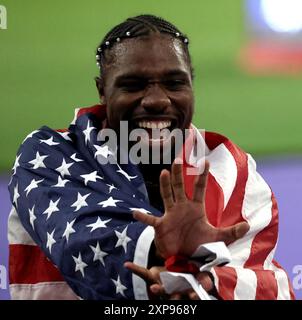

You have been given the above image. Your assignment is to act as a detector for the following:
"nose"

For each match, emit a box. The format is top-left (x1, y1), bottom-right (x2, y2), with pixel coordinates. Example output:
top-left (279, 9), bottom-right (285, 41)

top-left (141, 84), bottom-right (171, 114)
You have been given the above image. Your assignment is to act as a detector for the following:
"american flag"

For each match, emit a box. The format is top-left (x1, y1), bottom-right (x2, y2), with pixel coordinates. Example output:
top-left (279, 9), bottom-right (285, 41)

top-left (8, 105), bottom-right (295, 300)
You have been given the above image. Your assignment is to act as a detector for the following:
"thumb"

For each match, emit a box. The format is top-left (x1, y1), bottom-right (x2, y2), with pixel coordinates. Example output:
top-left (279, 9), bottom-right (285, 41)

top-left (132, 210), bottom-right (159, 227)
top-left (220, 221), bottom-right (250, 245)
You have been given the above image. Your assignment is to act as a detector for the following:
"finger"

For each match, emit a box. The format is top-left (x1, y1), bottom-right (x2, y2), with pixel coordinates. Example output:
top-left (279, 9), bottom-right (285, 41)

top-left (219, 221), bottom-right (250, 245)
top-left (192, 160), bottom-right (210, 204)
top-left (171, 161), bottom-right (186, 202)
top-left (132, 210), bottom-right (159, 227)
top-left (170, 293), bottom-right (182, 300)
top-left (196, 272), bottom-right (214, 292)
top-left (150, 283), bottom-right (166, 295)
top-left (124, 261), bottom-right (154, 283)
top-left (188, 290), bottom-right (199, 300)
top-left (159, 169), bottom-right (174, 209)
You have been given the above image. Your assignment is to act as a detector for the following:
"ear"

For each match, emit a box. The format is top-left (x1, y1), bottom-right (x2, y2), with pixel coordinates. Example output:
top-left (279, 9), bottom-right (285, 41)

top-left (95, 76), bottom-right (105, 103)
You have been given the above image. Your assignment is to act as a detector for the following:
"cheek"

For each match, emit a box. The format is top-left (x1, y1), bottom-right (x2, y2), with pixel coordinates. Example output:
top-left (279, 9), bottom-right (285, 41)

top-left (106, 95), bottom-right (135, 127)
top-left (176, 92), bottom-right (194, 122)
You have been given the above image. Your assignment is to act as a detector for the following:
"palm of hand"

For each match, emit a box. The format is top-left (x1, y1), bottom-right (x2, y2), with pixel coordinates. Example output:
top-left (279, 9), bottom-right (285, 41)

top-left (133, 160), bottom-right (249, 259)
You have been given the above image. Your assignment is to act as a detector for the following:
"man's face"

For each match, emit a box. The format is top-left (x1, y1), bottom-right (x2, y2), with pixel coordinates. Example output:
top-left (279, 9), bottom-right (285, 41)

top-left (98, 34), bottom-right (194, 149)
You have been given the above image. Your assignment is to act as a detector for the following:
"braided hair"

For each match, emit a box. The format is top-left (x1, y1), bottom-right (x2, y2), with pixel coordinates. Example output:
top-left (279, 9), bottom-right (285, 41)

top-left (96, 14), bottom-right (193, 79)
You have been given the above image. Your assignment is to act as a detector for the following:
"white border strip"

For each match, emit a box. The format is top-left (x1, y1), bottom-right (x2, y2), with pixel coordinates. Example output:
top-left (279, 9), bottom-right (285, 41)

top-left (10, 282), bottom-right (79, 300)
top-left (234, 268), bottom-right (257, 300)
top-left (8, 207), bottom-right (36, 245)
top-left (132, 226), bottom-right (154, 300)
top-left (207, 144), bottom-right (237, 210)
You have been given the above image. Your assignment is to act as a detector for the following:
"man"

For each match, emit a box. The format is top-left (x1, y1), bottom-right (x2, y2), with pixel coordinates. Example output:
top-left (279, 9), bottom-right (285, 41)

top-left (8, 14), bottom-right (294, 300)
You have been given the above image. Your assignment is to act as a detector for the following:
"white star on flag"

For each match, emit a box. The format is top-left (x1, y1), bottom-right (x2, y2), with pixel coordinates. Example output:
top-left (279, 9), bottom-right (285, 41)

top-left (55, 158), bottom-right (74, 177)
top-left (115, 226), bottom-right (132, 253)
top-left (89, 242), bottom-right (108, 266)
top-left (62, 219), bottom-right (76, 242)
top-left (83, 120), bottom-right (96, 144)
top-left (52, 176), bottom-right (69, 187)
top-left (13, 184), bottom-right (20, 206)
top-left (70, 153), bottom-right (83, 162)
top-left (46, 229), bottom-right (56, 253)
top-left (116, 164), bottom-right (137, 181)
top-left (71, 192), bottom-right (90, 212)
top-left (57, 131), bottom-right (72, 141)
top-left (43, 198), bottom-right (61, 220)
top-left (22, 130), bottom-right (39, 143)
top-left (98, 196), bottom-right (123, 208)
top-left (24, 178), bottom-right (44, 196)
top-left (94, 144), bottom-right (114, 158)
top-left (29, 205), bottom-right (37, 229)
top-left (12, 153), bottom-right (22, 175)
top-left (111, 275), bottom-right (127, 297)
top-left (28, 151), bottom-right (49, 169)
top-left (129, 208), bottom-right (151, 214)
top-left (106, 184), bottom-right (117, 193)
top-left (72, 252), bottom-right (88, 277)
top-left (40, 136), bottom-right (60, 146)
top-left (80, 171), bottom-right (103, 185)
top-left (86, 217), bottom-right (111, 232)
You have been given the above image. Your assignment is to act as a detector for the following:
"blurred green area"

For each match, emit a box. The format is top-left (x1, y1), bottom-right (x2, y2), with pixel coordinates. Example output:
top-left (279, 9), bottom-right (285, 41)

top-left (0, 0), bottom-right (301, 172)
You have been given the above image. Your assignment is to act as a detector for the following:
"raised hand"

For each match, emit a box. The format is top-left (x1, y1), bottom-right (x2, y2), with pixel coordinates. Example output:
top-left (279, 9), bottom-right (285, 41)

top-left (133, 160), bottom-right (249, 259)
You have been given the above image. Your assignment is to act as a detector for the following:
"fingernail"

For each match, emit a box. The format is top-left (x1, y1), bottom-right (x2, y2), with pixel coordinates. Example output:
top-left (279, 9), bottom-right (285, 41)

top-left (174, 157), bottom-right (183, 164)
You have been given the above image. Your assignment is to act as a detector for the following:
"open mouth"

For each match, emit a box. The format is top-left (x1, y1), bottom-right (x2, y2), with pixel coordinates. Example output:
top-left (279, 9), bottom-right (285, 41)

top-left (132, 118), bottom-right (178, 142)
top-left (131, 117), bottom-right (178, 131)
top-left (136, 119), bottom-right (172, 130)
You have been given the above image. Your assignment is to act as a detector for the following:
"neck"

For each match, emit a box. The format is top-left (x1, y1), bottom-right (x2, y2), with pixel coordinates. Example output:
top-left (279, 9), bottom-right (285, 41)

top-left (139, 163), bottom-right (171, 185)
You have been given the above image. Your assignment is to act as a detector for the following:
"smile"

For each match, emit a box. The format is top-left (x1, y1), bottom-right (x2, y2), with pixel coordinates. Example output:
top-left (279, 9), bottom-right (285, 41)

top-left (136, 120), bottom-right (172, 130)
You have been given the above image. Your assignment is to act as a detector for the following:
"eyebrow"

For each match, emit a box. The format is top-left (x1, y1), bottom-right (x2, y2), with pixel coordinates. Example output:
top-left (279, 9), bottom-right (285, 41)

top-left (115, 69), bottom-right (190, 83)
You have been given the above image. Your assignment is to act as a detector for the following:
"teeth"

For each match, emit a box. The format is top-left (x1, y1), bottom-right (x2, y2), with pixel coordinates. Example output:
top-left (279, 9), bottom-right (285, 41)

top-left (137, 120), bottom-right (171, 129)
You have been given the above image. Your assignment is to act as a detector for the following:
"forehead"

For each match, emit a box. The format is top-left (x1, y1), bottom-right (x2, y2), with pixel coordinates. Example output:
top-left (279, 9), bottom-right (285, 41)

top-left (104, 35), bottom-right (190, 78)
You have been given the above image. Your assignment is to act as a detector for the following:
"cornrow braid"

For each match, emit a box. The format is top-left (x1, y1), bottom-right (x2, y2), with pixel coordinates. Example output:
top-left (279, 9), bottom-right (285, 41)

top-left (96, 14), bottom-right (192, 77)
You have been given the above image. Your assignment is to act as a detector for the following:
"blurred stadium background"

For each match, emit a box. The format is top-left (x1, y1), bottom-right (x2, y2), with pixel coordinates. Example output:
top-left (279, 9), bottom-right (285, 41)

top-left (0, 0), bottom-right (301, 299)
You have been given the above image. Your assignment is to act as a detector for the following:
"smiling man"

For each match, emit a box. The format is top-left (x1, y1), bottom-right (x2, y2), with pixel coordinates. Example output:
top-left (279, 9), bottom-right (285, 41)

top-left (8, 14), bottom-right (294, 300)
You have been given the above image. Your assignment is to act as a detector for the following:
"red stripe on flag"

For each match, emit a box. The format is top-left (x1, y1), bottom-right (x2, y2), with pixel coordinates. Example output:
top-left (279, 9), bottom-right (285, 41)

top-left (205, 174), bottom-right (225, 227)
top-left (184, 169), bottom-right (225, 227)
top-left (9, 244), bottom-right (64, 284)
top-left (255, 269), bottom-right (278, 300)
top-left (244, 193), bottom-right (278, 269)
top-left (76, 104), bottom-right (106, 120)
top-left (183, 130), bottom-right (225, 226)
top-left (214, 266), bottom-right (237, 300)
top-left (244, 194), bottom-right (283, 299)
top-left (221, 139), bottom-right (249, 227)
top-left (214, 136), bottom-right (249, 299)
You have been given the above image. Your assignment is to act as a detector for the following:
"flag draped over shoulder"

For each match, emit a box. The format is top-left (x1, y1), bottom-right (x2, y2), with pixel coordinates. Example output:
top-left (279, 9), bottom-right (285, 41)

top-left (8, 105), bottom-right (295, 300)
top-left (8, 105), bottom-right (162, 300)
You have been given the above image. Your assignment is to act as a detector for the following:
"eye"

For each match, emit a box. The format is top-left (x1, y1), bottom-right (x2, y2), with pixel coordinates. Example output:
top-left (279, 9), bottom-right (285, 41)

top-left (119, 81), bottom-right (146, 93)
top-left (163, 79), bottom-right (187, 90)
